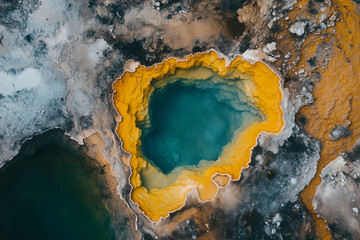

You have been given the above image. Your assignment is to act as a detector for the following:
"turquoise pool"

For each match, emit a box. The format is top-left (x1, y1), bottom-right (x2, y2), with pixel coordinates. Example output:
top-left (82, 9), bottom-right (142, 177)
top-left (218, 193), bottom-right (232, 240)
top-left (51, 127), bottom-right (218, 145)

top-left (139, 79), bottom-right (262, 174)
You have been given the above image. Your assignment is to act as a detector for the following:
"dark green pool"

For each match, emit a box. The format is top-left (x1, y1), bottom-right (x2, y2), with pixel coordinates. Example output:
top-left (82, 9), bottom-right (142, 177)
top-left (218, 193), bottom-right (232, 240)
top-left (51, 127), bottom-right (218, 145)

top-left (140, 81), bottom-right (261, 174)
top-left (0, 131), bottom-right (115, 240)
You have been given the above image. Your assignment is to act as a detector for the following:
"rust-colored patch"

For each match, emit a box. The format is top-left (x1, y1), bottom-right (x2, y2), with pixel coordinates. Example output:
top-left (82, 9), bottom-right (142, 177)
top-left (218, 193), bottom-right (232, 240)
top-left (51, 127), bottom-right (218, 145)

top-left (293, 0), bottom-right (360, 239)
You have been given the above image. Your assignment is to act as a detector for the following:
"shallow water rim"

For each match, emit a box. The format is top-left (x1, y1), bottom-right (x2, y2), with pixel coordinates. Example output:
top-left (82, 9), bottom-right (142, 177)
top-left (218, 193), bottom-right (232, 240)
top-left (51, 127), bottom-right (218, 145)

top-left (112, 50), bottom-right (285, 221)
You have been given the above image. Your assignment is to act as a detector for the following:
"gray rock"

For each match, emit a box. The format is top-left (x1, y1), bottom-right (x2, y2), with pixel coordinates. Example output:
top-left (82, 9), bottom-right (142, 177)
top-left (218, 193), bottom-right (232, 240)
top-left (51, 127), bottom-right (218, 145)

top-left (289, 21), bottom-right (307, 36)
top-left (329, 125), bottom-right (351, 140)
top-left (313, 144), bottom-right (360, 239)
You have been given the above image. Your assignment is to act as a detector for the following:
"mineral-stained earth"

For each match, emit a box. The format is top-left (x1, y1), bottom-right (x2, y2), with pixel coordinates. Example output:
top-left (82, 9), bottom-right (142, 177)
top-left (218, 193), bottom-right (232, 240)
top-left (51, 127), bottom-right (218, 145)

top-left (0, 0), bottom-right (360, 239)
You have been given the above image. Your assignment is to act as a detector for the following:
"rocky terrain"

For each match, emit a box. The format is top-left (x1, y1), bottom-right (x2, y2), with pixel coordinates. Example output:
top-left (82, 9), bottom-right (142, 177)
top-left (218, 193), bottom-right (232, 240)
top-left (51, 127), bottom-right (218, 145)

top-left (1, 0), bottom-right (360, 239)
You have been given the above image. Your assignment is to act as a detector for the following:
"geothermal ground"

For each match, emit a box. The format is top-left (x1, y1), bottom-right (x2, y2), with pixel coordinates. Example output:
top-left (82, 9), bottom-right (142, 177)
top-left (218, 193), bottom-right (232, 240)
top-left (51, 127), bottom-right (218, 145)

top-left (0, 0), bottom-right (360, 239)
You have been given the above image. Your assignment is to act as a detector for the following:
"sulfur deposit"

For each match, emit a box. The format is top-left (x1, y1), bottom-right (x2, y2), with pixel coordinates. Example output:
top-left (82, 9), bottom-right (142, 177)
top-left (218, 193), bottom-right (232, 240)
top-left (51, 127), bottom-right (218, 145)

top-left (113, 51), bottom-right (284, 221)
top-left (291, 0), bottom-right (360, 238)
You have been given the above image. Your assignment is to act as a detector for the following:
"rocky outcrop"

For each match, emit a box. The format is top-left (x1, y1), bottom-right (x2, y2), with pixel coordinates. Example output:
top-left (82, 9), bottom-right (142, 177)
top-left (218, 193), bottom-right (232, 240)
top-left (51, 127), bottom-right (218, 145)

top-left (314, 144), bottom-right (360, 239)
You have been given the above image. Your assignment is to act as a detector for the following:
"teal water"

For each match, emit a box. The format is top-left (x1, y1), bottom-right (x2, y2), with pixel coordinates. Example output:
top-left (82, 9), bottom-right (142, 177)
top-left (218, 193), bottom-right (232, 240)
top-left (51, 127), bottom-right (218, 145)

top-left (0, 131), bottom-right (115, 240)
top-left (140, 82), bottom-right (260, 174)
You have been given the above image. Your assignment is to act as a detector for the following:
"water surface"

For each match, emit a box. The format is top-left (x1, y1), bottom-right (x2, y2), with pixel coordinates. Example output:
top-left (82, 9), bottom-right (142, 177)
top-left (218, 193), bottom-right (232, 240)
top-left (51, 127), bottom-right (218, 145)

top-left (140, 82), bottom-right (247, 174)
top-left (0, 131), bottom-right (115, 240)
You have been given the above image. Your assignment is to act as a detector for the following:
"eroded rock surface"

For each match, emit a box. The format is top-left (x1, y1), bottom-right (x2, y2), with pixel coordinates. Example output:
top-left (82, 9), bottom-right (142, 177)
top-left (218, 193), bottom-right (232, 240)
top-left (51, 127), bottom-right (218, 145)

top-left (1, 0), bottom-right (360, 239)
top-left (314, 144), bottom-right (360, 239)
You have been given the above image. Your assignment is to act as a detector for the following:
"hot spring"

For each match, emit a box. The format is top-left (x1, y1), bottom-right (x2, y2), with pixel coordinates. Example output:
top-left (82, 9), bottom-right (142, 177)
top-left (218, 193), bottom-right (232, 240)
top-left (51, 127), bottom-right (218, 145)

top-left (113, 51), bottom-right (284, 220)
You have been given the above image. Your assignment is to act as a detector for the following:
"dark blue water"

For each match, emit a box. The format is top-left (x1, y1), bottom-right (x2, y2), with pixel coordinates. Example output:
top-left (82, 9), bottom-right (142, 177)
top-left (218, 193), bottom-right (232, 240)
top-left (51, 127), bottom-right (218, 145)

top-left (140, 82), bottom-right (246, 174)
top-left (0, 131), bottom-right (115, 240)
